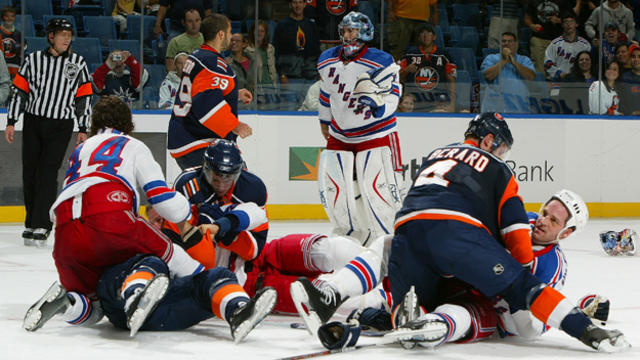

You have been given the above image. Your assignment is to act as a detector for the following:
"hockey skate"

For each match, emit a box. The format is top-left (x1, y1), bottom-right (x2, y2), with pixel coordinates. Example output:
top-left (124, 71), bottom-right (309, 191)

top-left (23, 282), bottom-right (70, 331)
top-left (228, 286), bottom-right (277, 344)
top-left (390, 286), bottom-right (426, 349)
top-left (384, 317), bottom-right (449, 349)
top-left (290, 277), bottom-right (346, 336)
top-left (31, 228), bottom-right (50, 248)
top-left (22, 228), bottom-right (34, 246)
top-left (579, 324), bottom-right (631, 352)
top-left (125, 274), bottom-right (170, 337)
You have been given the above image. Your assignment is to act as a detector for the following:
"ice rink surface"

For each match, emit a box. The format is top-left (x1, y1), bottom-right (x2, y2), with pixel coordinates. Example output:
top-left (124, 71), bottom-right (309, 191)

top-left (1, 219), bottom-right (639, 359)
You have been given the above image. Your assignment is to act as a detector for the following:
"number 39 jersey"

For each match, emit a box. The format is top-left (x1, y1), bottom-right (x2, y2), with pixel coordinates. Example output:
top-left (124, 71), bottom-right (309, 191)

top-left (50, 128), bottom-right (191, 224)
top-left (167, 44), bottom-right (239, 159)
top-left (395, 140), bottom-right (533, 265)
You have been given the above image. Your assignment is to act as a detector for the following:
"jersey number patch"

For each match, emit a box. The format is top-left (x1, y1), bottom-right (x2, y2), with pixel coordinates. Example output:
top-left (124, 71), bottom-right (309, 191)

top-left (414, 159), bottom-right (457, 187)
top-left (66, 137), bottom-right (130, 182)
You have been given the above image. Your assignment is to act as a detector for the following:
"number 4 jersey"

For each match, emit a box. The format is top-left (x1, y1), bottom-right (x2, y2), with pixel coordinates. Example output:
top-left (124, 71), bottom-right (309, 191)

top-left (395, 140), bottom-right (533, 265)
top-left (50, 128), bottom-right (191, 225)
top-left (168, 44), bottom-right (239, 159)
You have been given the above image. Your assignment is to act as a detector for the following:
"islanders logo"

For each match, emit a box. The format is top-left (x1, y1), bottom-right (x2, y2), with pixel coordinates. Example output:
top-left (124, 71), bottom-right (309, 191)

top-left (415, 66), bottom-right (439, 91)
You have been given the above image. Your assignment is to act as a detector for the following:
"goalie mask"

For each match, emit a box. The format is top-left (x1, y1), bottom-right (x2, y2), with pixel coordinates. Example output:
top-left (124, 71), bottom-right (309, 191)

top-left (338, 11), bottom-right (374, 58)
top-left (543, 189), bottom-right (589, 240)
top-left (203, 140), bottom-right (243, 196)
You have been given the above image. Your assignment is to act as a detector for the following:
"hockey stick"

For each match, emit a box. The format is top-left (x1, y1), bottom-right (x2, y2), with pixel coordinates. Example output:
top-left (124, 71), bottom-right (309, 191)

top-left (276, 339), bottom-right (395, 360)
top-left (290, 322), bottom-right (388, 337)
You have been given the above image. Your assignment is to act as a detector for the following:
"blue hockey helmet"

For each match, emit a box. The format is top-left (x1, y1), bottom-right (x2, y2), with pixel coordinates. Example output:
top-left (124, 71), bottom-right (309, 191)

top-left (203, 139), bottom-right (243, 184)
top-left (339, 11), bottom-right (373, 56)
top-left (464, 112), bottom-right (513, 150)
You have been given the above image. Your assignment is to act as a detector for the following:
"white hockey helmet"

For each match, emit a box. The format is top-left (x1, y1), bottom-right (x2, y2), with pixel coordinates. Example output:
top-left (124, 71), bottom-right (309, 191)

top-left (544, 189), bottom-right (589, 238)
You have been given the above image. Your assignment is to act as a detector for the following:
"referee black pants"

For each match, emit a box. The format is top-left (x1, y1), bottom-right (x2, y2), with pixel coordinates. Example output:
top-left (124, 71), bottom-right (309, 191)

top-left (22, 113), bottom-right (74, 231)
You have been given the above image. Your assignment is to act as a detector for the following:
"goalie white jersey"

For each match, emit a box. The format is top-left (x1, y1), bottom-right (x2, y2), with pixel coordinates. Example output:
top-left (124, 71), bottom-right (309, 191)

top-left (50, 128), bottom-right (191, 224)
top-left (317, 46), bottom-right (401, 144)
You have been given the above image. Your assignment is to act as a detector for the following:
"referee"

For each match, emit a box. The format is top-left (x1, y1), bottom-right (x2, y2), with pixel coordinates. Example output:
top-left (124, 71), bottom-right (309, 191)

top-left (3, 18), bottom-right (92, 246)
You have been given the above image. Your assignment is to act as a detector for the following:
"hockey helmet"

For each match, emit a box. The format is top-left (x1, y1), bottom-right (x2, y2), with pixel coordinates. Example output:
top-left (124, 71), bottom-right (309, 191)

top-left (544, 189), bottom-right (589, 237)
top-left (203, 139), bottom-right (243, 185)
top-left (339, 11), bottom-right (373, 56)
top-left (46, 18), bottom-right (74, 36)
top-left (465, 112), bottom-right (514, 150)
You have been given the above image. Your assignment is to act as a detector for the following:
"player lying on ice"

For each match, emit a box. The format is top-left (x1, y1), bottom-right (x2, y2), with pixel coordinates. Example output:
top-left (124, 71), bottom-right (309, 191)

top-left (289, 112), bottom-right (630, 353)
top-left (22, 96), bottom-right (276, 342)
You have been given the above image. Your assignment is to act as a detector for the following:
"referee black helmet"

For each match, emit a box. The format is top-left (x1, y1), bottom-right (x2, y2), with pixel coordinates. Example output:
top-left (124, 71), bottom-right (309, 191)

top-left (46, 18), bottom-right (74, 36)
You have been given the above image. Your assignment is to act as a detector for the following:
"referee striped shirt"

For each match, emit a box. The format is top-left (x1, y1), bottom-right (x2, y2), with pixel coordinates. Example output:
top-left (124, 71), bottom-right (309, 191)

top-left (7, 49), bottom-right (92, 132)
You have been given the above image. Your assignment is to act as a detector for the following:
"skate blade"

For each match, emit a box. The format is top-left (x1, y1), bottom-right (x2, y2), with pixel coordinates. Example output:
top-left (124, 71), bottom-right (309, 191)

top-left (128, 276), bottom-right (169, 337)
top-left (23, 282), bottom-right (64, 331)
top-left (290, 281), bottom-right (322, 336)
top-left (383, 321), bottom-right (448, 348)
top-left (597, 334), bottom-right (632, 353)
top-left (233, 288), bottom-right (277, 344)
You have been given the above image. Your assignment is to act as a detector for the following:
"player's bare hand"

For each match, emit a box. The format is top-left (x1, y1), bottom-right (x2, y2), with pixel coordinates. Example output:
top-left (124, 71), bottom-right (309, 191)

top-left (153, 23), bottom-right (163, 36)
top-left (232, 122), bottom-right (252, 138)
top-left (76, 132), bottom-right (87, 145)
top-left (320, 123), bottom-right (330, 140)
top-left (4, 125), bottom-right (14, 144)
top-left (199, 224), bottom-right (220, 238)
top-left (238, 88), bottom-right (253, 104)
top-left (120, 51), bottom-right (131, 62)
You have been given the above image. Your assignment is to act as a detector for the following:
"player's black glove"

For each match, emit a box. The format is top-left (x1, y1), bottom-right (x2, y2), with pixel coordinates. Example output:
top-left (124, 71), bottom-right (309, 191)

top-left (346, 307), bottom-right (393, 331)
top-left (317, 321), bottom-right (361, 350)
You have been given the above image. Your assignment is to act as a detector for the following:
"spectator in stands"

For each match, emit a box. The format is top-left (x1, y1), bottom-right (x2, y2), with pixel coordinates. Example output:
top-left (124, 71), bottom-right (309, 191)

top-left (524, 0), bottom-right (564, 73)
top-left (592, 23), bottom-right (625, 64)
top-left (158, 52), bottom-right (188, 109)
top-left (544, 11), bottom-right (591, 80)
top-left (246, 20), bottom-right (277, 87)
top-left (298, 77), bottom-right (321, 111)
top-left (145, 0), bottom-right (160, 16)
top-left (557, 50), bottom-right (595, 113)
top-left (92, 50), bottom-right (149, 104)
top-left (585, 0), bottom-right (635, 42)
top-left (165, 8), bottom-right (203, 72)
top-left (619, 44), bottom-right (640, 115)
top-left (387, 0), bottom-right (438, 61)
top-left (226, 33), bottom-right (256, 93)
top-left (571, 0), bottom-right (598, 38)
top-left (304, 0), bottom-right (359, 47)
top-left (487, 0), bottom-right (521, 49)
top-left (274, 0), bottom-right (321, 83)
top-left (616, 43), bottom-right (633, 71)
top-left (588, 59), bottom-right (622, 114)
top-left (112, 0), bottom-right (141, 35)
top-left (397, 93), bottom-right (416, 112)
top-left (398, 24), bottom-right (457, 112)
top-left (153, 0), bottom-right (211, 38)
top-left (481, 32), bottom-right (536, 114)
top-left (0, 50), bottom-right (9, 104)
top-left (0, 6), bottom-right (20, 78)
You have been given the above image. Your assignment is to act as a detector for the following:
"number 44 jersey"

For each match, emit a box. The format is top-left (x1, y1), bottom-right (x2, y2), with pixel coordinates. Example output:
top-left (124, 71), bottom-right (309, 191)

top-left (50, 128), bottom-right (191, 225)
top-left (395, 140), bottom-right (533, 265)
top-left (167, 45), bottom-right (239, 159)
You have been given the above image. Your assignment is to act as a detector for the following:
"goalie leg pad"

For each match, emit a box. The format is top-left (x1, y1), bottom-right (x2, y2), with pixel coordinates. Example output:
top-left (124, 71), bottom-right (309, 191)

top-left (318, 150), bottom-right (366, 239)
top-left (355, 147), bottom-right (403, 240)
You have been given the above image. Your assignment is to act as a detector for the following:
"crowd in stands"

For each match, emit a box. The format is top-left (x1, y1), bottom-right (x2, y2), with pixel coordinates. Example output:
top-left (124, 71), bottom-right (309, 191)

top-left (4, 0), bottom-right (639, 115)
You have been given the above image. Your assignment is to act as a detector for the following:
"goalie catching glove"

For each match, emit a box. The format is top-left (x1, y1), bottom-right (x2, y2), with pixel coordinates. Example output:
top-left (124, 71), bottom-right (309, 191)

top-left (352, 64), bottom-right (400, 118)
top-left (578, 294), bottom-right (610, 325)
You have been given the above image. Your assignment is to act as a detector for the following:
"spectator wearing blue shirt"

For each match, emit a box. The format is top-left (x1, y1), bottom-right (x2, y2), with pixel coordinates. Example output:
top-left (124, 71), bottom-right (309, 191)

top-left (481, 32), bottom-right (536, 114)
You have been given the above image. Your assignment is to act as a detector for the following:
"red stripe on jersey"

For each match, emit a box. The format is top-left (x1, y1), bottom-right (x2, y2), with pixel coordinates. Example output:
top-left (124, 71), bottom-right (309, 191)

top-left (13, 73), bottom-right (29, 93)
top-left (146, 186), bottom-right (172, 198)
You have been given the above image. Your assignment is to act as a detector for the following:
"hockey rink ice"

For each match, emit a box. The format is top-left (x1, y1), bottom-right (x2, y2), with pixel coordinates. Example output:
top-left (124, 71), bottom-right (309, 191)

top-left (1, 219), bottom-right (639, 359)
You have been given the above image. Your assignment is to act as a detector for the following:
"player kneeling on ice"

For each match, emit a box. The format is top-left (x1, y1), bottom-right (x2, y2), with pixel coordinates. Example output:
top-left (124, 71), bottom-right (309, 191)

top-left (291, 113), bottom-right (629, 352)
top-left (22, 96), bottom-right (276, 342)
top-left (317, 11), bottom-right (404, 246)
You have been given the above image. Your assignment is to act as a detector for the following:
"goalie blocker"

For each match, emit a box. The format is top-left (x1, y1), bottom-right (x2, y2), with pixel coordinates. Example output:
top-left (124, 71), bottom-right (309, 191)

top-left (318, 147), bottom-right (402, 246)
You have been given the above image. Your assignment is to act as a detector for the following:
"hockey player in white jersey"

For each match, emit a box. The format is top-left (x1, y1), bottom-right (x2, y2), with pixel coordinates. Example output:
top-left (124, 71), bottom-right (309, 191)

top-left (23, 96), bottom-right (276, 342)
top-left (291, 189), bottom-right (629, 352)
top-left (317, 11), bottom-right (403, 246)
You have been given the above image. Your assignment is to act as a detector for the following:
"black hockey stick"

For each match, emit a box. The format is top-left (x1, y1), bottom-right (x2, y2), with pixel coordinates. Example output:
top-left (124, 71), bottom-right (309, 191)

top-left (276, 341), bottom-right (387, 360)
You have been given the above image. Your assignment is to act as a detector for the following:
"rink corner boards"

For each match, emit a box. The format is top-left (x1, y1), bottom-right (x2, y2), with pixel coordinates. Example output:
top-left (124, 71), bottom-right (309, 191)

top-left (2, 203), bottom-right (640, 223)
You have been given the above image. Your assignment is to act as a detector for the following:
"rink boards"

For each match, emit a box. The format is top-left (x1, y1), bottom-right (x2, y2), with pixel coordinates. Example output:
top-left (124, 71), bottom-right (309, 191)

top-left (1, 111), bottom-right (639, 221)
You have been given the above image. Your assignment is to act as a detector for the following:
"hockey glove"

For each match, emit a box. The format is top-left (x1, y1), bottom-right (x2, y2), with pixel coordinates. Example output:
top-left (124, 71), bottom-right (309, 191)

top-left (318, 321), bottom-right (361, 350)
top-left (578, 294), bottom-right (610, 325)
top-left (347, 307), bottom-right (393, 331)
